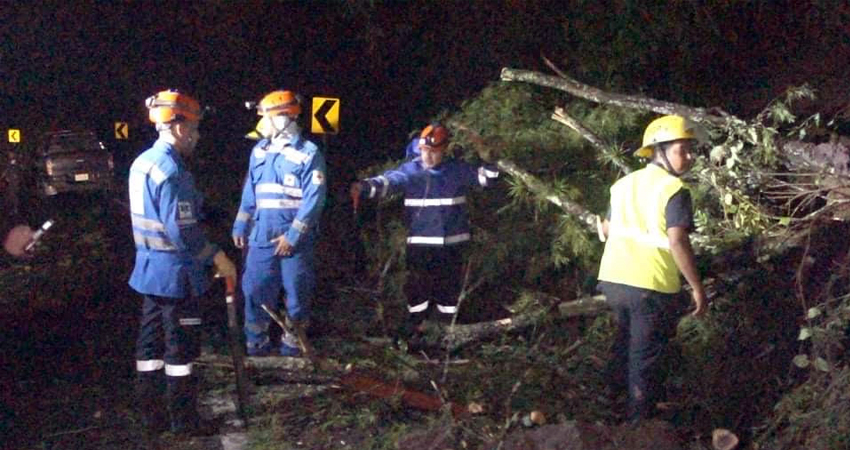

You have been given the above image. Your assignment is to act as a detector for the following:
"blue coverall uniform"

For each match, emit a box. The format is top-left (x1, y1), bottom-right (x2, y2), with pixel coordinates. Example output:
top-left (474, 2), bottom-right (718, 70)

top-left (128, 139), bottom-right (218, 432)
top-left (232, 135), bottom-right (326, 355)
top-left (357, 141), bottom-right (498, 330)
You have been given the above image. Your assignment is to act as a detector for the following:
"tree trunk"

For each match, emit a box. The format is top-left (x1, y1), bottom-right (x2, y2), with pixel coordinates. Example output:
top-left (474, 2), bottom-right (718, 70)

top-left (441, 295), bottom-right (608, 352)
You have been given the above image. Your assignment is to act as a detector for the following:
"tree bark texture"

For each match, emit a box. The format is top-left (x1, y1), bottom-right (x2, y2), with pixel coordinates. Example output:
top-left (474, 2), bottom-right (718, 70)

top-left (440, 294), bottom-right (608, 352)
top-left (500, 67), bottom-right (739, 127)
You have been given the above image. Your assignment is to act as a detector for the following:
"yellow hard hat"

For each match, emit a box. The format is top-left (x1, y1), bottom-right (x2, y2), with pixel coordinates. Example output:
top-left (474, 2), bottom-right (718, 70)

top-left (245, 116), bottom-right (273, 140)
top-left (146, 90), bottom-right (202, 124)
top-left (635, 115), bottom-right (698, 158)
top-left (257, 90), bottom-right (301, 117)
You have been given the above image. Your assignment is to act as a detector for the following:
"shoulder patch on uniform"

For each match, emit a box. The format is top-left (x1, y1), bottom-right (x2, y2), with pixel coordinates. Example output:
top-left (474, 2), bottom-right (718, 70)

top-left (178, 201), bottom-right (194, 220)
top-left (312, 170), bottom-right (326, 185)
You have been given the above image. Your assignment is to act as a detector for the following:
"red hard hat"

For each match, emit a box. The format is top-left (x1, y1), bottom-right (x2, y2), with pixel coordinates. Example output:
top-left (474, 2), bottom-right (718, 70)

top-left (419, 123), bottom-right (450, 148)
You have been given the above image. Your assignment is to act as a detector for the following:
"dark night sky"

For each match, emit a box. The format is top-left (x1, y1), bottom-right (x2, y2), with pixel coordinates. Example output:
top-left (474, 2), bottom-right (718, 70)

top-left (1, 1), bottom-right (558, 176)
top-left (2, 1), bottom-right (848, 176)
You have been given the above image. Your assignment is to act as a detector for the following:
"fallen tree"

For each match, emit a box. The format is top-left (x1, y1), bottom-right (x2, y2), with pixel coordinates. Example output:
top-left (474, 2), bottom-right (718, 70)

top-left (439, 294), bottom-right (608, 352)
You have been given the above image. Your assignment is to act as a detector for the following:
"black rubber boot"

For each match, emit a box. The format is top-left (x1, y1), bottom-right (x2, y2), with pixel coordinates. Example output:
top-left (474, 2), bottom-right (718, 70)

top-left (396, 312), bottom-right (428, 352)
top-left (136, 371), bottom-right (168, 434)
top-left (167, 374), bottom-right (199, 435)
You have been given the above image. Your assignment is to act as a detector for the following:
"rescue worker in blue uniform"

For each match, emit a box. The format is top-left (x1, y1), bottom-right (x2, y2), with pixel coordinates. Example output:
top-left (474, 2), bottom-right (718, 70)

top-left (232, 90), bottom-right (327, 357)
top-left (129, 89), bottom-right (237, 435)
top-left (596, 115), bottom-right (707, 423)
top-left (350, 123), bottom-right (498, 345)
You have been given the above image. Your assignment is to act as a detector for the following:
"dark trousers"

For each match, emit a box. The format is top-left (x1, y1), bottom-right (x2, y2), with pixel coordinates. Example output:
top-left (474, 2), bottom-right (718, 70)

top-left (134, 294), bottom-right (202, 433)
top-left (402, 243), bottom-right (467, 333)
top-left (599, 282), bottom-right (685, 422)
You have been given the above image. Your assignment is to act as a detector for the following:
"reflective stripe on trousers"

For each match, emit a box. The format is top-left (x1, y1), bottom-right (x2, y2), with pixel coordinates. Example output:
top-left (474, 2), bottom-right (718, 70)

top-left (135, 294), bottom-right (201, 377)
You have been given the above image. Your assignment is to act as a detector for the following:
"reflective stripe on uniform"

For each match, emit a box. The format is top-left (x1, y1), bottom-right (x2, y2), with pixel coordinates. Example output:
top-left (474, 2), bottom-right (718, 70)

top-left (132, 216), bottom-right (166, 232)
top-left (408, 301), bottom-right (429, 313)
top-left (404, 196), bottom-right (466, 207)
top-left (132, 159), bottom-right (168, 185)
top-left (179, 317), bottom-right (202, 326)
top-left (292, 219), bottom-right (309, 233)
top-left (607, 225), bottom-right (671, 249)
top-left (176, 218), bottom-right (198, 227)
top-left (282, 147), bottom-right (309, 164)
top-left (437, 304), bottom-right (458, 314)
top-left (235, 211), bottom-right (252, 222)
top-left (257, 183), bottom-right (303, 197)
top-left (406, 233), bottom-right (470, 245)
top-left (257, 199), bottom-right (303, 209)
top-left (378, 176), bottom-right (389, 198)
top-left (133, 232), bottom-right (177, 251)
top-left (136, 359), bottom-right (165, 372)
top-left (478, 167), bottom-right (499, 186)
top-left (165, 363), bottom-right (193, 377)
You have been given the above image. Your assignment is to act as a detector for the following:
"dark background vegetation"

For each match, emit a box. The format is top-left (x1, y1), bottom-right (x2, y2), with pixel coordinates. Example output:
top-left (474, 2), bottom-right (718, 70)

top-left (2, 1), bottom-right (850, 448)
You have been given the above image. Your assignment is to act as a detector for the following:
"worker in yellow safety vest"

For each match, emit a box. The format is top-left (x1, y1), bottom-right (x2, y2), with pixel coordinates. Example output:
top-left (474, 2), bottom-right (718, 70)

top-left (596, 115), bottom-right (707, 423)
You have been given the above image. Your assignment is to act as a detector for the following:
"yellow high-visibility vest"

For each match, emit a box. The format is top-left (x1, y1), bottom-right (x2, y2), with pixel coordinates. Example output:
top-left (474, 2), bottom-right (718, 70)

top-left (597, 164), bottom-right (687, 293)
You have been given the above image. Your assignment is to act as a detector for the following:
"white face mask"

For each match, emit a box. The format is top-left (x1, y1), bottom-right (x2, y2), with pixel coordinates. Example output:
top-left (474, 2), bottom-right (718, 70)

top-left (271, 115), bottom-right (300, 142)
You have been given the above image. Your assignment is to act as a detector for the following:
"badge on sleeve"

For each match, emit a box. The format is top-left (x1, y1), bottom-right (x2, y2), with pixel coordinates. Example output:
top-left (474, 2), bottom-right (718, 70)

top-left (178, 201), bottom-right (194, 219)
top-left (312, 170), bottom-right (326, 185)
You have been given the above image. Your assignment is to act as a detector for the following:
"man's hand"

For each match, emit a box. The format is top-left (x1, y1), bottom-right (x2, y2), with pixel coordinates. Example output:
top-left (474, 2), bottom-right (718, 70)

top-left (349, 182), bottom-right (363, 214)
top-left (232, 235), bottom-right (246, 249)
top-left (213, 250), bottom-right (237, 279)
top-left (271, 235), bottom-right (294, 257)
top-left (691, 287), bottom-right (708, 317)
top-left (3, 225), bottom-right (35, 257)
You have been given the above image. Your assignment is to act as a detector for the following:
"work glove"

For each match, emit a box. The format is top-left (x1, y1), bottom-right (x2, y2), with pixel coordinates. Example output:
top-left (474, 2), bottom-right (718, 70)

top-left (213, 250), bottom-right (237, 279)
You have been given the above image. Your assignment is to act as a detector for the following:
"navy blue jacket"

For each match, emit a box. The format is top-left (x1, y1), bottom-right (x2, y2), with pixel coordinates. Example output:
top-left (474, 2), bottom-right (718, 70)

top-left (359, 156), bottom-right (498, 246)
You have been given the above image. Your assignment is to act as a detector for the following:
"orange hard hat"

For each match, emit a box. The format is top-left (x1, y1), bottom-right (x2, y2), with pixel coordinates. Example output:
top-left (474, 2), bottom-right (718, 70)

top-left (419, 123), bottom-right (450, 148)
top-left (257, 90), bottom-right (302, 117)
top-left (145, 90), bottom-right (203, 124)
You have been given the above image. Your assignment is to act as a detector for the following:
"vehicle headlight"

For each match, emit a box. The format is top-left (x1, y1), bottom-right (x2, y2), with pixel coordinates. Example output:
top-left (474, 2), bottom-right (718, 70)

top-left (45, 158), bottom-right (54, 176)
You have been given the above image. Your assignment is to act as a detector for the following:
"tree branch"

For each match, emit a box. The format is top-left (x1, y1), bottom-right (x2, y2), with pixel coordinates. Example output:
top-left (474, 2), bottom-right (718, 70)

top-left (495, 158), bottom-right (599, 232)
top-left (551, 106), bottom-right (632, 174)
top-left (452, 122), bottom-right (600, 233)
top-left (500, 66), bottom-right (739, 127)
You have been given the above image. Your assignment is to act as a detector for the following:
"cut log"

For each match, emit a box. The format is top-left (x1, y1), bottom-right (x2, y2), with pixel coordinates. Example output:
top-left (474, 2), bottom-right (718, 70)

top-left (440, 295), bottom-right (608, 351)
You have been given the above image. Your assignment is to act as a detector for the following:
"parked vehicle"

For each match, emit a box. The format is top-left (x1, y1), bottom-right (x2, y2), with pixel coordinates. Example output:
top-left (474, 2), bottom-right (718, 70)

top-left (39, 130), bottom-right (114, 196)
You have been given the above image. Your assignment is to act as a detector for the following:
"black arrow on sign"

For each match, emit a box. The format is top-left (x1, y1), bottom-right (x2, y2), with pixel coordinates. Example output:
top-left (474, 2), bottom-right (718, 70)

top-left (116, 123), bottom-right (127, 139)
top-left (315, 99), bottom-right (337, 133)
